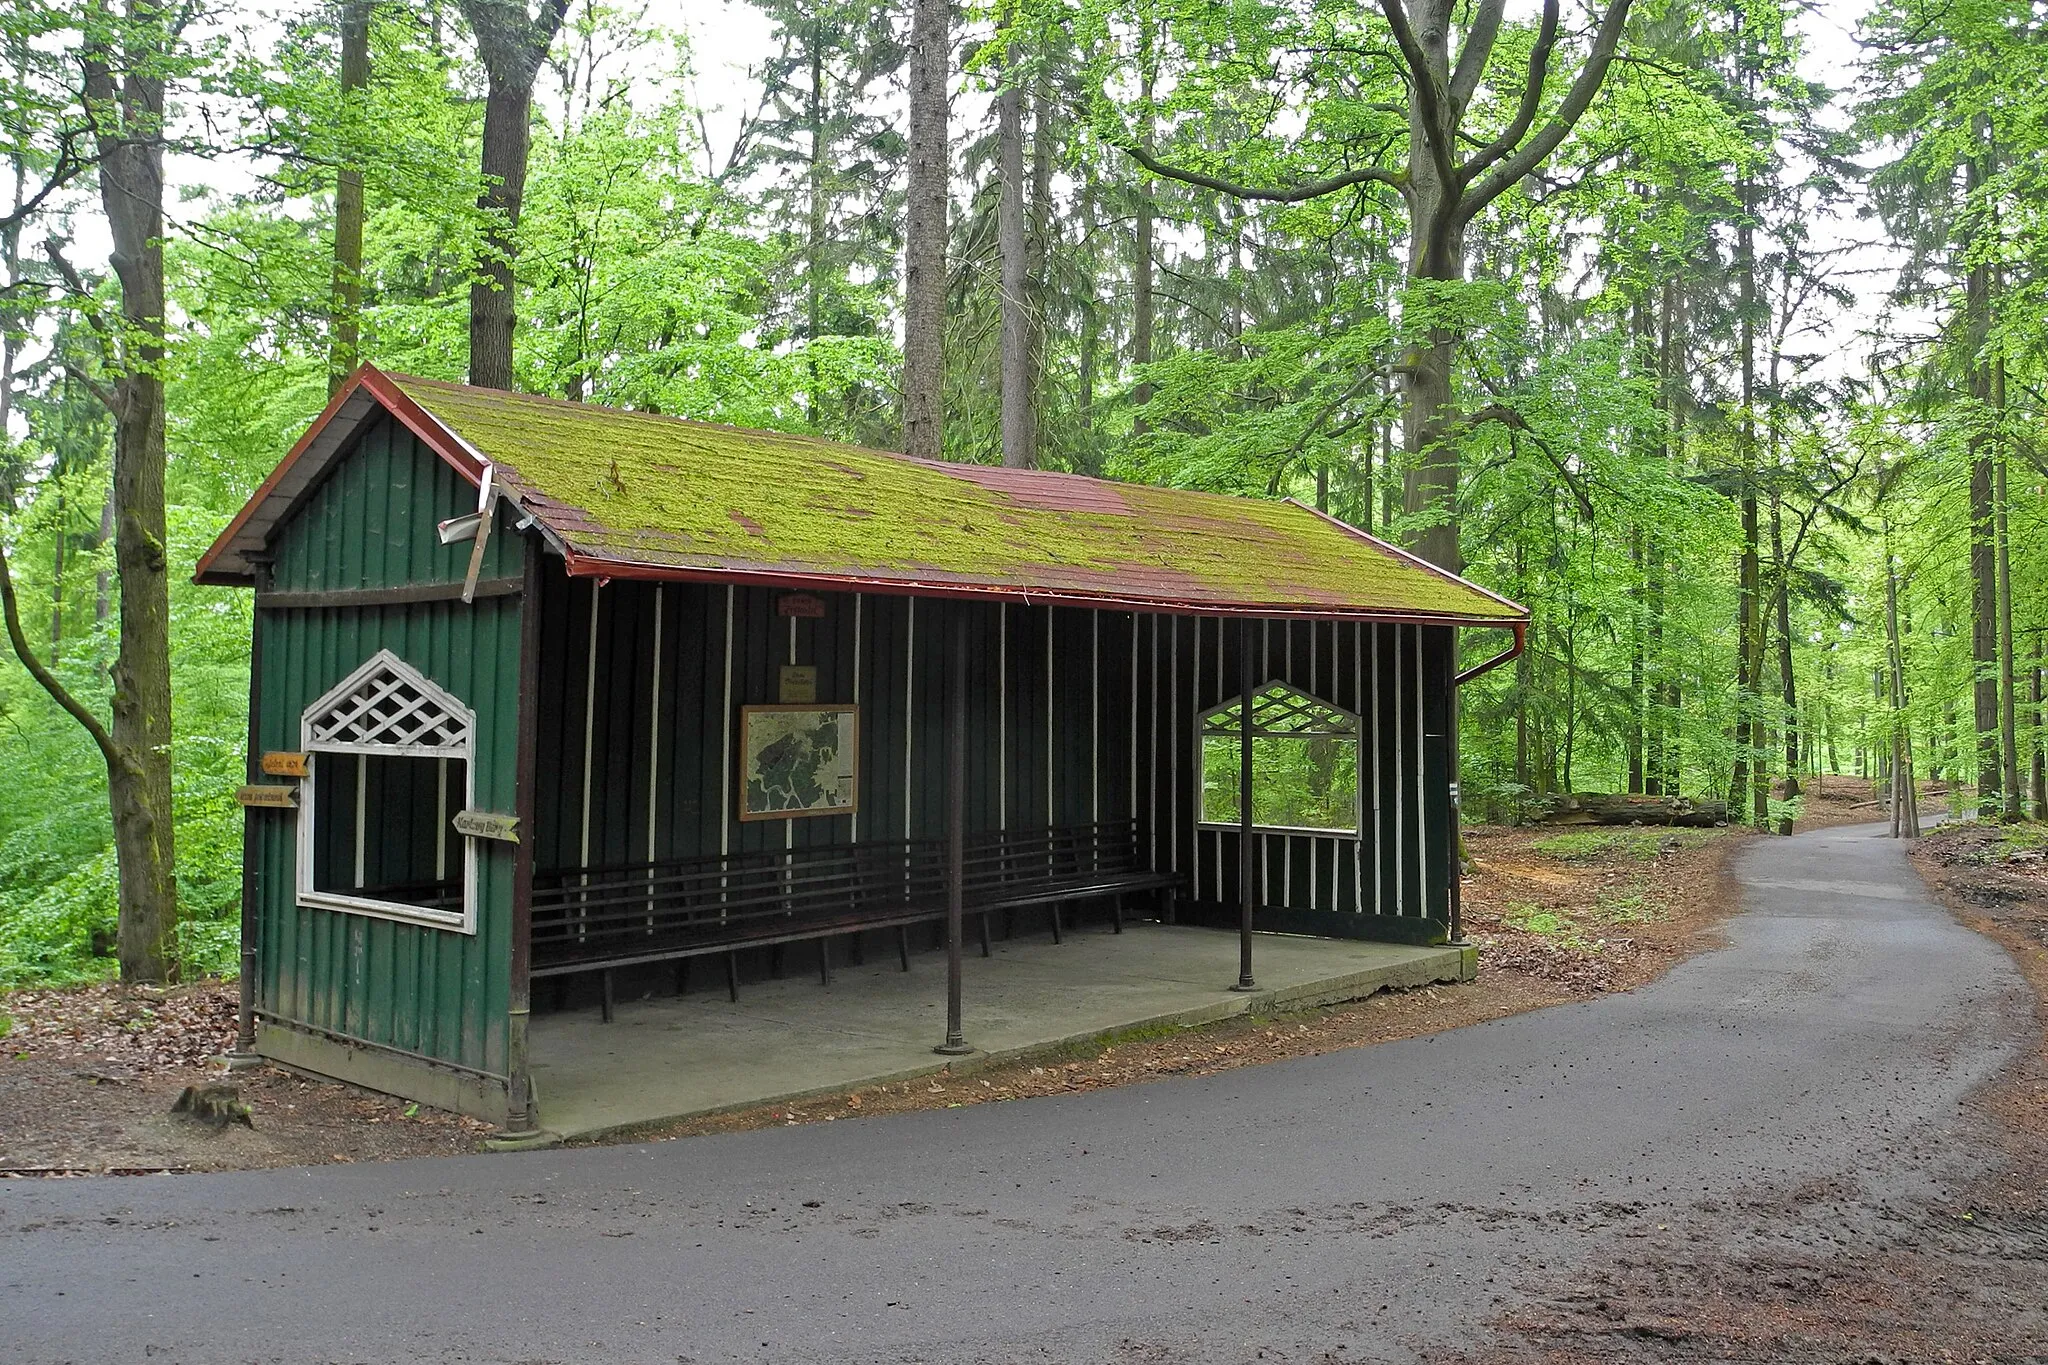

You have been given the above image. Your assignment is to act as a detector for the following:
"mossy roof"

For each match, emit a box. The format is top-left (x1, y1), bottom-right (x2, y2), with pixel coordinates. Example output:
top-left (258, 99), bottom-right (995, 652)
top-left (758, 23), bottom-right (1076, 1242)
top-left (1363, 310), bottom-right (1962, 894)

top-left (197, 367), bottom-right (1525, 624)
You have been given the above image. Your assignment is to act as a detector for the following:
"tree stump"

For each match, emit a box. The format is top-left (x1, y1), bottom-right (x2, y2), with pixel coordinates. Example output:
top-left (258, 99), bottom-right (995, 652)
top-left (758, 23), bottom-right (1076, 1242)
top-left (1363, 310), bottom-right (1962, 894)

top-left (171, 1083), bottom-right (253, 1129)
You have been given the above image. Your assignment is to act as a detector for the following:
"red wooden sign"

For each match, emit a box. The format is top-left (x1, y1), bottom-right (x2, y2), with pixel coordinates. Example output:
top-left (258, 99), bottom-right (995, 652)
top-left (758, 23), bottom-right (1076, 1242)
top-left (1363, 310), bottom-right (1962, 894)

top-left (777, 593), bottom-right (827, 618)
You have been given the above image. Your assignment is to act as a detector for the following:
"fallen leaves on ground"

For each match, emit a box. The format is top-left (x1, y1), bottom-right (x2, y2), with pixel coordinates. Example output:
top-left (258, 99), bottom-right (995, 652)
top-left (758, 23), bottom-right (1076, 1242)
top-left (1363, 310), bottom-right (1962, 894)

top-left (0, 980), bottom-right (494, 1174)
top-left (3, 981), bottom-right (238, 1073)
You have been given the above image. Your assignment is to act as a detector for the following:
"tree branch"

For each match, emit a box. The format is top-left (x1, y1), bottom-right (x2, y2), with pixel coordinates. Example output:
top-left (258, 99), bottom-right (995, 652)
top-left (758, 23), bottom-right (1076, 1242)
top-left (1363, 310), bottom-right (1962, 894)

top-left (1375, 0), bottom-right (1458, 195)
top-left (0, 127), bottom-right (96, 236)
top-left (1456, 0), bottom-right (1636, 223)
top-left (1456, 0), bottom-right (1561, 188)
top-left (1463, 402), bottom-right (1597, 519)
top-left (0, 535), bottom-right (120, 771)
top-left (40, 244), bottom-right (121, 414)
top-left (1125, 142), bottom-right (1401, 202)
top-left (1448, 0), bottom-right (1508, 110)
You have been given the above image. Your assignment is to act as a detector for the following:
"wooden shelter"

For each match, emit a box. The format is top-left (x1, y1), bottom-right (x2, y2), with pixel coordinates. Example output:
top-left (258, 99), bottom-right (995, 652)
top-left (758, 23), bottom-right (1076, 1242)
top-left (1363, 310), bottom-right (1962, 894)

top-left (197, 367), bottom-right (1527, 1132)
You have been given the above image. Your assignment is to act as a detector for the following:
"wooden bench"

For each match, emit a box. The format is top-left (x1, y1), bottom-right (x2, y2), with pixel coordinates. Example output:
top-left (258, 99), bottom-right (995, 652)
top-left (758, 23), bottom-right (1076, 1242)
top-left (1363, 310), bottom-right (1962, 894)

top-left (530, 819), bottom-right (1178, 1020)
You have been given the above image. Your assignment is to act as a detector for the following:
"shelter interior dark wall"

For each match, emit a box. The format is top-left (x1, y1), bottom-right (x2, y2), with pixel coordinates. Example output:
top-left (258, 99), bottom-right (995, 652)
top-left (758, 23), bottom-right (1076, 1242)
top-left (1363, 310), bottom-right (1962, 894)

top-left (526, 567), bottom-right (1453, 929)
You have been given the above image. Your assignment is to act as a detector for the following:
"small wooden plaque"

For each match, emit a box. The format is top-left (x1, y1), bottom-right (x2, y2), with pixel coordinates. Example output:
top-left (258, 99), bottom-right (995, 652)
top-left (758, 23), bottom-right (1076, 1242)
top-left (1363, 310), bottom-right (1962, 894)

top-left (453, 809), bottom-right (520, 843)
top-left (778, 665), bottom-right (818, 703)
top-left (260, 751), bottom-right (309, 778)
top-left (776, 592), bottom-right (827, 618)
top-left (236, 784), bottom-right (299, 809)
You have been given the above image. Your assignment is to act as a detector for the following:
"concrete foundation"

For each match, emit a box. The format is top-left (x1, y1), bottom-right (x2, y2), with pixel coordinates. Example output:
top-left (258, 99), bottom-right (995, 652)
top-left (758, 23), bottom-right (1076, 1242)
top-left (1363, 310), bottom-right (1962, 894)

top-left (529, 922), bottom-right (1470, 1139)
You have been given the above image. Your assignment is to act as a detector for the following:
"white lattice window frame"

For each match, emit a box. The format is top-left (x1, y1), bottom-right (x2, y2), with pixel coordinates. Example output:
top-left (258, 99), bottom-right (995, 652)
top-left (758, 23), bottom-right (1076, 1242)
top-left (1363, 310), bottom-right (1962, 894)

top-left (296, 649), bottom-right (478, 933)
top-left (1197, 680), bottom-right (1362, 837)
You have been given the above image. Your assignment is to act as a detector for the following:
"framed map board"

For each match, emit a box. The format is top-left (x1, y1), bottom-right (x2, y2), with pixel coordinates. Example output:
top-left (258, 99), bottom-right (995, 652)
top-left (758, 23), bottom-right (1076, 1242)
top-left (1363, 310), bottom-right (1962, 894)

top-left (738, 704), bottom-right (860, 821)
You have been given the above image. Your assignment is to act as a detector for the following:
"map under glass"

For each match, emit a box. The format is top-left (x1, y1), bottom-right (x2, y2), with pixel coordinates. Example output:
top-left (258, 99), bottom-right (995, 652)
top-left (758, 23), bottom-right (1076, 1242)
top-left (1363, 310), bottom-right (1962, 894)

top-left (740, 706), bottom-right (858, 819)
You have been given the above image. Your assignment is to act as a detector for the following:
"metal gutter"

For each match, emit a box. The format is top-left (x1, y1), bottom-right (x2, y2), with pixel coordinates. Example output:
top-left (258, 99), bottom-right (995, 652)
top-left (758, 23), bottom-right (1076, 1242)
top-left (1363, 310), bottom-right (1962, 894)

top-left (1454, 620), bottom-right (1526, 686)
top-left (557, 546), bottom-right (1528, 629)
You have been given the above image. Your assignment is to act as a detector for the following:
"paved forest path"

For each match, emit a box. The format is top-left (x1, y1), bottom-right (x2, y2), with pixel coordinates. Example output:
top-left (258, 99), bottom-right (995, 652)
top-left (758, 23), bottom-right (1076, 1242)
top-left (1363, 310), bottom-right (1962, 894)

top-left (3, 822), bottom-right (2035, 1364)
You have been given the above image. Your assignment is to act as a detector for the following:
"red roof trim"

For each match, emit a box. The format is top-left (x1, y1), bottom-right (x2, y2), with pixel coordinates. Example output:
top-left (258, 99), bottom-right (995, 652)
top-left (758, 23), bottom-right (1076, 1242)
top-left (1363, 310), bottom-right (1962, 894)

top-left (556, 546), bottom-right (1522, 628)
top-left (1280, 498), bottom-right (1529, 619)
top-left (192, 365), bottom-right (487, 585)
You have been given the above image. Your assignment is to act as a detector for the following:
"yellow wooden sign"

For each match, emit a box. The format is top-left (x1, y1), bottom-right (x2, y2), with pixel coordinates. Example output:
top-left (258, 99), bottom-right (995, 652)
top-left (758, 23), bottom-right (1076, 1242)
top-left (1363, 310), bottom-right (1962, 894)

top-left (260, 751), bottom-right (309, 778)
top-left (778, 665), bottom-right (818, 703)
top-left (236, 784), bottom-right (299, 809)
top-left (453, 809), bottom-right (520, 843)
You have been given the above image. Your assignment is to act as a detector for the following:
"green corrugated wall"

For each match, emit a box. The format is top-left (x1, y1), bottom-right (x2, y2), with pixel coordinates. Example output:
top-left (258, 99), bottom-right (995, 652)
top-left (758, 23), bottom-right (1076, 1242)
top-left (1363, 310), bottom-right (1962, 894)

top-left (249, 414), bottom-right (525, 1084)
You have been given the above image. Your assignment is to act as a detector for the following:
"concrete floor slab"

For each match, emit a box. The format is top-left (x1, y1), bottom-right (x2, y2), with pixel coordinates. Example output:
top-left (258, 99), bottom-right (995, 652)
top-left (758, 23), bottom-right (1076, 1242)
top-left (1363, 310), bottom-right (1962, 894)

top-left (528, 922), bottom-right (1468, 1138)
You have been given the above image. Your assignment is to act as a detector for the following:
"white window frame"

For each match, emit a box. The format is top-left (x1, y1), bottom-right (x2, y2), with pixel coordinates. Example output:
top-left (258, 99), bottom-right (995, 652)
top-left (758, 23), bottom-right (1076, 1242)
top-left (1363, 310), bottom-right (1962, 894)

top-left (296, 649), bottom-right (478, 933)
top-left (1197, 679), bottom-right (1362, 838)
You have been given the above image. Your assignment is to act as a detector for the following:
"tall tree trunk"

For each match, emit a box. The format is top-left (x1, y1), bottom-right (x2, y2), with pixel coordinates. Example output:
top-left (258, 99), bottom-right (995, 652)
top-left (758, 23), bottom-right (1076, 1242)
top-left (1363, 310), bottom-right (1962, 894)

top-left (86, 2), bottom-right (179, 983)
top-left (2031, 629), bottom-right (2045, 818)
top-left (1773, 491), bottom-right (1798, 835)
top-left (1657, 274), bottom-right (1684, 797)
top-left (328, 0), bottom-right (371, 393)
top-left (1627, 526), bottom-right (1644, 794)
top-left (1075, 186), bottom-right (1098, 440)
top-left (996, 12), bottom-right (1030, 468)
top-left (1129, 21), bottom-right (1155, 439)
top-left (1645, 540), bottom-right (1664, 795)
top-left (1964, 136), bottom-right (1999, 817)
top-left (1730, 159), bottom-right (1758, 822)
top-left (1513, 540), bottom-right (1530, 792)
top-left (1883, 539), bottom-right (1919, 839)
top-left (1993, 366), bottom-right (2019, 819)
top-left (804, 17), bottom-right (825, 427)
top-left (900, 0), bottom-right (950, 458)
top-left (459, 0), bottom-right (569, 391)
top-left (1027, 73), bottom-right (1052, 460)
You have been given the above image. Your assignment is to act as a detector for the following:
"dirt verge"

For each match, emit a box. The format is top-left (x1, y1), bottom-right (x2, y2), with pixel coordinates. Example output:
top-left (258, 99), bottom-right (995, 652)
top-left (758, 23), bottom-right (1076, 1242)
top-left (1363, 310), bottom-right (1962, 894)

top-left (0, 984), bottom-right (492, 1174)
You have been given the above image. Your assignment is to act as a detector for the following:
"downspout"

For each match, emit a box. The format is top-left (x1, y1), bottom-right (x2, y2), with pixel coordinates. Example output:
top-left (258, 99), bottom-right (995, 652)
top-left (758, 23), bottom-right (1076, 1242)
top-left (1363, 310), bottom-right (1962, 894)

top-left (1456, 619), bottom-right (1526, 687)
top-left (1446, 621), bottom-right (1527, 945)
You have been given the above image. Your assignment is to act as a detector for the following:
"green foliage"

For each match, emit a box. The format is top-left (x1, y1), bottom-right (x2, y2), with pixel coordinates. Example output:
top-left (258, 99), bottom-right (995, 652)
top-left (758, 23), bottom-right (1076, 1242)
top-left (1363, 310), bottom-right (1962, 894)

top-left (2, 0), bottom-right (2041, 987)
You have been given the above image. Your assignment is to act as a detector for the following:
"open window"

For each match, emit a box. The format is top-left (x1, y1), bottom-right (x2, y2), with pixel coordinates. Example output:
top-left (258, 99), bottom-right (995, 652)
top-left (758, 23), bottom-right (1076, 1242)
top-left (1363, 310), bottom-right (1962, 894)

top-left (1199, 682), bottom-right (1360, 835)
top-left (297, 649), bottom-right (476, 932)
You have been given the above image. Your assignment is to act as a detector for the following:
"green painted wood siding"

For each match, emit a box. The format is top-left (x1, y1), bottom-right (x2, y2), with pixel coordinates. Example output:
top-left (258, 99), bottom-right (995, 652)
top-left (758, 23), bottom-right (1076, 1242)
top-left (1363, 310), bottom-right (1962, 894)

top-left (250, 415), bottom-right (524, 1080)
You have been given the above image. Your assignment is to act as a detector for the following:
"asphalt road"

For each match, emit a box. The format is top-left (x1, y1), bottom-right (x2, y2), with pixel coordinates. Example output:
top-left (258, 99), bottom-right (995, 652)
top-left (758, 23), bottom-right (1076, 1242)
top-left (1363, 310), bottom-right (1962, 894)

top-left (2, 822), bottom-right (2031, 1365)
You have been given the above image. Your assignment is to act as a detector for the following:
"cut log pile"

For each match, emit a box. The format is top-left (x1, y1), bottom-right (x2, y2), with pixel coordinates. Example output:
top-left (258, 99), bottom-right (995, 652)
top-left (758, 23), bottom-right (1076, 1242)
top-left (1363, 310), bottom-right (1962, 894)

top-left (1528, 793), bottom-right (1728, 827)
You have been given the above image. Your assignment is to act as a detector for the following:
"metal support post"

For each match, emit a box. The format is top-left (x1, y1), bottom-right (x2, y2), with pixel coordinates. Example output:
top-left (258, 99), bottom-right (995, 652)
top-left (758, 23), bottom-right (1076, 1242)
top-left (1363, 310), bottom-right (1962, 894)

top-left (936, 606), bottom-right (974, 1055)
top-left (1232, 617), bottom-right (1258, 992)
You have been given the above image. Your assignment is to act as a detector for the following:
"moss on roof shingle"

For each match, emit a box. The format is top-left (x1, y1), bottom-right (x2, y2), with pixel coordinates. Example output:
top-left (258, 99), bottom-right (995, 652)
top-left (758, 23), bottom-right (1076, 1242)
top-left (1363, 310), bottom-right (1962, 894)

top-left (388, 374), bottom-right (1523, 622)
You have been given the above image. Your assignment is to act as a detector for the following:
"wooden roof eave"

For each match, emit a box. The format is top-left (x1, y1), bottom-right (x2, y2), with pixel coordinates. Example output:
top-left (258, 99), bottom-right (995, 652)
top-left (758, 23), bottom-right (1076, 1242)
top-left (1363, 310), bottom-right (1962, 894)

top-left (193, 367), bottom-right (495, 587)
top-left (554, 545), bottom-right (1526, 629)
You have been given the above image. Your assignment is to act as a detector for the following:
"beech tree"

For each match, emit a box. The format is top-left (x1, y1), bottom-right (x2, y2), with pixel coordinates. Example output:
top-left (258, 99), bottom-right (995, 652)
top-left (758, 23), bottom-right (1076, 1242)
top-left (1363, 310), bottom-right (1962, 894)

top-left (900, 0), bottom-right (950, 457)
top-left (1112, 0), bottom-right (1635, 572)
top-left (0, 0), bottom-right (185, 983)
top-left (458, 0), bottom-right (570, 390)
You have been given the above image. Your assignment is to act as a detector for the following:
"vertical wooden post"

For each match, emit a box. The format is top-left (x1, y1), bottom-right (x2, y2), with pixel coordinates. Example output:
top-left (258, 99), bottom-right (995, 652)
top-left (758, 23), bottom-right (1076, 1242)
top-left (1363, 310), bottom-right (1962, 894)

top-left (504, 536), bottom-right (543, 1132)
top-left (232, 559), bottom-right (272, 1061)
top-left (1233, 617), bottom-right (1257, 991)
top-left (937, 605), bottom-right (973, 1055)
top-left (1445, 627), bottom-right (1465, 943)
